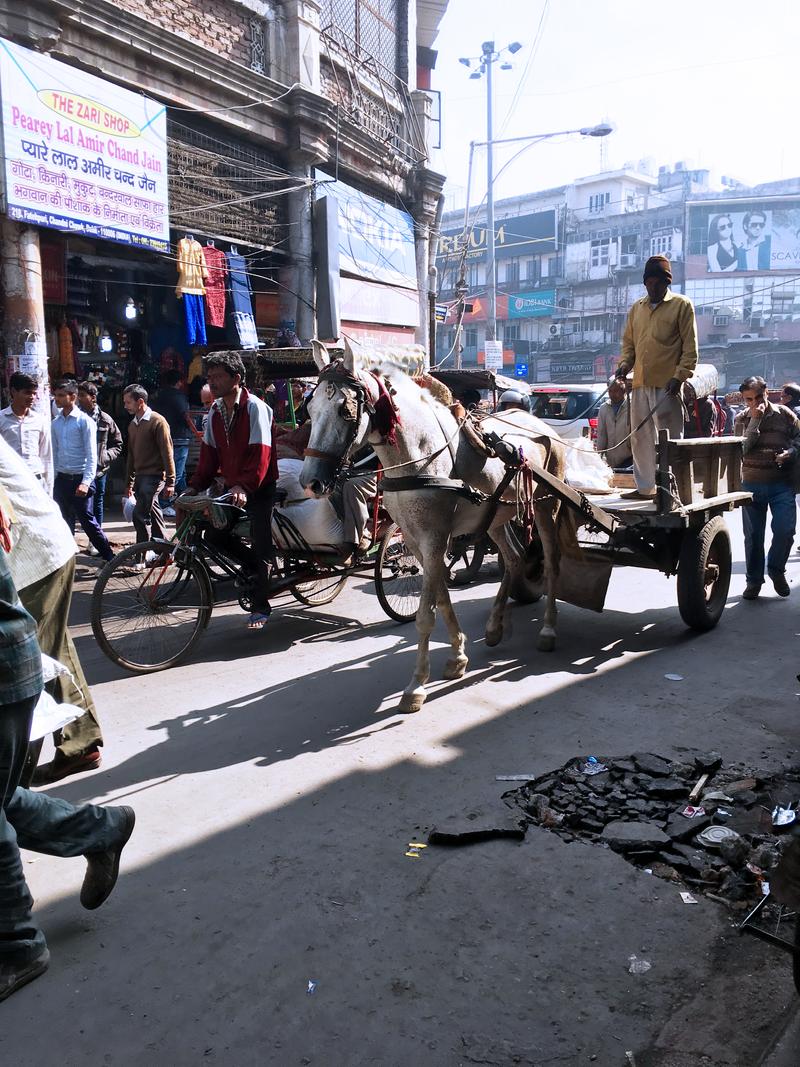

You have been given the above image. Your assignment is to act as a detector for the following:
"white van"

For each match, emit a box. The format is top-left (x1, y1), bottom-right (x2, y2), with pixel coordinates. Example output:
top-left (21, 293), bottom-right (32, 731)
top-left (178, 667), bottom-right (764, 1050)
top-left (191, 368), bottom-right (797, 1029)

top-left (529, 383), bottom-right (608, 440)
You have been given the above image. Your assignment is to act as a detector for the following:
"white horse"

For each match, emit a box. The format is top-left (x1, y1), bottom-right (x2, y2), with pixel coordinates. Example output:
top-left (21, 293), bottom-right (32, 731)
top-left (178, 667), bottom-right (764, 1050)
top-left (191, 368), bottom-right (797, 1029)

top-left (300, 342), bottom-right (569, 713)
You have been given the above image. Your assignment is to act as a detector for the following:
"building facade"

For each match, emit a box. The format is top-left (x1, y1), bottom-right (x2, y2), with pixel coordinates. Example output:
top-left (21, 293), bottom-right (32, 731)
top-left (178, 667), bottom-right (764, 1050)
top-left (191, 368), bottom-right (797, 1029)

top-left (436, 160), bottom-right (800, 389)
top-left (0, 0), bottom-right (448, 410)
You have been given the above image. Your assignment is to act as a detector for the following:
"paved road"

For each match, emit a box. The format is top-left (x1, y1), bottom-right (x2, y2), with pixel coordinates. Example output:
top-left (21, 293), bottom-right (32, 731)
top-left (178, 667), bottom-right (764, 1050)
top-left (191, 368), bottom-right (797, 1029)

top-left (2, 518), bottom-right (798, 1066)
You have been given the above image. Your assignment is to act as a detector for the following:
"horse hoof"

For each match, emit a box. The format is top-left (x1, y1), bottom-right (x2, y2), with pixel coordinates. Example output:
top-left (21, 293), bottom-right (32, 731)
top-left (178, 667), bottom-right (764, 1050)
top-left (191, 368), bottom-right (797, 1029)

top-left (485, 628), bottom-right (503, 647)
top-left (537, 632), bottom-right (556, 653)
top-left (399, 691), bottom-right (426, 714)
top-left (443, 657), bottom-right (468, 680)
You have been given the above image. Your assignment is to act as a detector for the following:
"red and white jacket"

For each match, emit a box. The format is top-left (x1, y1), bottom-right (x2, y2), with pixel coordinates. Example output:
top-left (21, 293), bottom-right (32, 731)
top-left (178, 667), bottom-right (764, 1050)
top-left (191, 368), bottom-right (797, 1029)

top-left (191, 387), bottom-right (278, 496)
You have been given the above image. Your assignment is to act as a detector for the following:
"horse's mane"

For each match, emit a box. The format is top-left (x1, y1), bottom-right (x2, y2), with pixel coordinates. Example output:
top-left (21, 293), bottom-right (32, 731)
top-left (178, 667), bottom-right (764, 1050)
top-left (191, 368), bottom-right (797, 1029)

top-left (377, 363), bottom-right (454, 409)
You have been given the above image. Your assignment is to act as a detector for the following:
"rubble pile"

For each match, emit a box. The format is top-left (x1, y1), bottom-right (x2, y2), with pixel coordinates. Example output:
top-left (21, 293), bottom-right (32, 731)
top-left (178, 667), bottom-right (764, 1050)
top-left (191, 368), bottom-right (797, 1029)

top-left (504, 752), bottom-right (800, 908)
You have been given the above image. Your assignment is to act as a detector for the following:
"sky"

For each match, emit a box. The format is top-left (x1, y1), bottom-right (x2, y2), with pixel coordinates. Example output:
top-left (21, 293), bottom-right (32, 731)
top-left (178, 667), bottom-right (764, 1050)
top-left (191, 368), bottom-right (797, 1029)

top-left (429, 0), bottom-right (800, 211)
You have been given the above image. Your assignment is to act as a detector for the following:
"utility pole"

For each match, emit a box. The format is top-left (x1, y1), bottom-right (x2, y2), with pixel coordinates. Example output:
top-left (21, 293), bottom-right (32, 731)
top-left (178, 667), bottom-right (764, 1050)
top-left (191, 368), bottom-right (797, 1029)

top-left (484, 40), bottom-right (497, 344)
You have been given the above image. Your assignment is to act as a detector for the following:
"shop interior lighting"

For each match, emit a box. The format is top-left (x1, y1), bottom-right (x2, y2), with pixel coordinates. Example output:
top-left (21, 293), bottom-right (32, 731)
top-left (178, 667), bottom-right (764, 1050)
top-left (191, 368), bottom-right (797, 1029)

top-left (99, 330), bottom-right (113, 353)
top-left (124, 298), bottom-right (137, 320)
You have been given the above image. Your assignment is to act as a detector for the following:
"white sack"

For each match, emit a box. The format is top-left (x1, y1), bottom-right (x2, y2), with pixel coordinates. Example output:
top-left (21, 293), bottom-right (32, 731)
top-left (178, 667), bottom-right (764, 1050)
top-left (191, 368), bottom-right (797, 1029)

top-left (272, 459), bottom-right (345, 549)
top-left (565, 438), bottom-right (615, 492)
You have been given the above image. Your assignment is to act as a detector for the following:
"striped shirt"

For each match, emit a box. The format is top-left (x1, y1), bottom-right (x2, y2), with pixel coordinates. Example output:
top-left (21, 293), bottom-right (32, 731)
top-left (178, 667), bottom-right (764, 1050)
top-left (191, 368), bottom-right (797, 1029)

top-left (735, 402), bottom-right (800, 484)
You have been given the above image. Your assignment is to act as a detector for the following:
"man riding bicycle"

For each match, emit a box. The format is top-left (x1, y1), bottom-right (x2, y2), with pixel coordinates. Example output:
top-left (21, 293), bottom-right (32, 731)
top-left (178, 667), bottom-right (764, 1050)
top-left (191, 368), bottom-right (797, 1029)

top-left (184, 353), bottom-right (278, 630)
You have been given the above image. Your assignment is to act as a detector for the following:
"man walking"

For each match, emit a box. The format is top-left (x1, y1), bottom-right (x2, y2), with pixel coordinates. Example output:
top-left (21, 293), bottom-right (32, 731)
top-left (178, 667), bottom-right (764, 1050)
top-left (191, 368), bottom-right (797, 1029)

top-left (595, 377), bottom-right (632, 468)
top-left (51, 380), bottom-right (114, 562)
top-left (735, 375), bottom-right (800, 599)
top-left (615, 255), bottom-right (698, 499)
top-left (1, 438), bottom-right (105, 783)
top-left (0, 524), bottom-right (134, 1002)
top-left (0, 372), bottom-right (52, 493)
top-left (77, 381), bottom-right (123, 529)
top-left (123, 385), bottom-right (175, 544)
top-left (153, 369), bottom-right (191, 514)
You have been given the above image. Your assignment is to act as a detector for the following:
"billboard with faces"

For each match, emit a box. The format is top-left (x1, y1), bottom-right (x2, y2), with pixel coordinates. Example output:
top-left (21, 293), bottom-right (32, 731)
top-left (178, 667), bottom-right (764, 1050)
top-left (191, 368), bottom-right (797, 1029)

top-left (686, 198), bottom-right (800, 277)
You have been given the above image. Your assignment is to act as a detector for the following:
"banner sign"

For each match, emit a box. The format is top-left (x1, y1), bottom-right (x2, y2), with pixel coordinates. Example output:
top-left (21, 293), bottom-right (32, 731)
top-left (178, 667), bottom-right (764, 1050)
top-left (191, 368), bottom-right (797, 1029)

top-left (687, 197), bottom-right (800, 277)
top-left (508, 288), bottom-right (555, 319)
top-left (437, 210), bottom-right (557, 263)
top-left (484, 339), bottom-right (503, 371)
top-left (0, 38), bottom-right (169, 252)
top-left (316, 170), bottom-right (417, 291)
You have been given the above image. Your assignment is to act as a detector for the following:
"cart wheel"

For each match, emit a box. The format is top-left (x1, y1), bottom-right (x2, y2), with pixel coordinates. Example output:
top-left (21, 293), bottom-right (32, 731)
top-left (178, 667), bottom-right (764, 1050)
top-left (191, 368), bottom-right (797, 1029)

top-left (375, 523), bottom-right (423, 622)
top-left (292, 572), bottom-right (349, 606)
top-left (91, 540), bottom-right (214, 672)
top-left (445, 538), bottom-right (486, 586)
top-left (676, 515), bottom-right (731, 631)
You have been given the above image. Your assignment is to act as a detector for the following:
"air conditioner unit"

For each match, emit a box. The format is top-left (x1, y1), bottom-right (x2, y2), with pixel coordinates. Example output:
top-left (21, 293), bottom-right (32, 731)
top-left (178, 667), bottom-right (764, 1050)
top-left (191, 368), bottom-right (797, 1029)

top-left (739, 333), bottom-right (758, 340)
top-left (619, 254), bottom-right (638, 267)
top-left (549, 324), bottom-right (562, 336)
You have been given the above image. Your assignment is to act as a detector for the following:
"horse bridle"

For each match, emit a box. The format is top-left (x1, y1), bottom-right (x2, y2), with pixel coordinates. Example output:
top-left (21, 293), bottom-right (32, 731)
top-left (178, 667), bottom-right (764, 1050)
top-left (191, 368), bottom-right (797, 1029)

top-left (302, 360), bottom-right (379, 477)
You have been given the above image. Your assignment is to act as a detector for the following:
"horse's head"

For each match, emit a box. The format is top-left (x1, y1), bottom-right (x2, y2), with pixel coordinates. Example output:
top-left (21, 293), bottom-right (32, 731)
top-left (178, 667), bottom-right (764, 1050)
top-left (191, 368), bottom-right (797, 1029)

top-left (300, 340), bottom-right (375, 497)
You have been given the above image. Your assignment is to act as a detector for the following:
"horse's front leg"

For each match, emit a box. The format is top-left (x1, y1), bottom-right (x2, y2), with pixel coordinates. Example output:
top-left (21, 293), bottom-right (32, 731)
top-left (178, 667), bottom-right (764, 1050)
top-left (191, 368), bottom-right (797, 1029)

top-left (535, 503), bottom-right (559, 652)
top-left (399, 564), bottom-right (436, 713)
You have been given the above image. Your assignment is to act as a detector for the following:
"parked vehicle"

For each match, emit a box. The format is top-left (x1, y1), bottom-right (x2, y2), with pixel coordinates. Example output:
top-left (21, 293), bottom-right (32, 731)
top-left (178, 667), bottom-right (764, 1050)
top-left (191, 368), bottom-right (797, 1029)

top-left (529, 383), bottom-right (607, 440)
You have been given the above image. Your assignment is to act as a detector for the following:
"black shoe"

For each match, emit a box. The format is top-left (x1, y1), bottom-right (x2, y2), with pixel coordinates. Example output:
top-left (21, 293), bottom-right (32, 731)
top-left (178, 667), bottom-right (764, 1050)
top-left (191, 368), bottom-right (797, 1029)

top-left (769, 572), bottom-right (791, 597)
top-left (742, 584), bottom-right (761, 600)
top-left (0, 947), bottom-right (50, 1003)
top-left (80, 807), bottom-right (136, 910)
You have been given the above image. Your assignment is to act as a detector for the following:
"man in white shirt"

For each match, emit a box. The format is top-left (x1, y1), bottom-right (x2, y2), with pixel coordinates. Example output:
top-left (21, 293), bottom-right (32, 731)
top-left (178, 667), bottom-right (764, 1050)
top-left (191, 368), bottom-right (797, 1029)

top-left (0, 372), bottom-right (52, 493)
top-left (51, 379), bottom-right (113, 562)
top-left (0, 437), bottom-right (105, 784)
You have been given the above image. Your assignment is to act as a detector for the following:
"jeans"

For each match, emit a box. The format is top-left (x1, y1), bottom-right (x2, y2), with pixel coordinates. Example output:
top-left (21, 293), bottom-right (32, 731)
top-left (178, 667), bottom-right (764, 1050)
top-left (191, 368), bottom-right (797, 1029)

top-left (132, 473), bottom-right (166, 544)
top-left (161, 441), bottom-right (189, 504)
top-left (94, 471), bottom-right (107, 528)
top-left (53, 473), bottom-right (113, 561)
top-left (0, 693), bottom-right (125, 964)
top-left (742, 480), bottom-right (797, 586)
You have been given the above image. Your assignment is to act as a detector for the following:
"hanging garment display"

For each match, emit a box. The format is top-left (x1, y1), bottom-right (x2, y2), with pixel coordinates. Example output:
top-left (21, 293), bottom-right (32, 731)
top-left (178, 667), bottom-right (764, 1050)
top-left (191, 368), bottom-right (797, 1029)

top-left (226, 248), bottom-right (258, 349)
top-left (183, 293), bottom-right (207, 346)
top-left (176, 237), bottom-right (209, 296)
top-left (58, 321), bottom-right (75, 375)
top-left (203, 244), bottom-right (228, 328)
top-left (187, 352), bottom-right (205, 384)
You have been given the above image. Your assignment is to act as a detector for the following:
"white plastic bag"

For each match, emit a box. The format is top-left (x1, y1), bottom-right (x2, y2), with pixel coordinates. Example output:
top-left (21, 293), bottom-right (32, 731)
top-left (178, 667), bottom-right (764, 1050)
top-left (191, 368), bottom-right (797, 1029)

top-left (565, 438), bottom-right (614, 492)
top-left (122, 494), bottom-right (137, 523)
top-left (29, 690), bottom-right (80, 743)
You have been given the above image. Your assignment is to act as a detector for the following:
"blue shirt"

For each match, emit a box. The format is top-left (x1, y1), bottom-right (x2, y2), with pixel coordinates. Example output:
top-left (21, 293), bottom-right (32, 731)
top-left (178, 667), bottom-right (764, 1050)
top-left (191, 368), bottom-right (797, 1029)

top-left (52, 406), bottom-right (97, 483)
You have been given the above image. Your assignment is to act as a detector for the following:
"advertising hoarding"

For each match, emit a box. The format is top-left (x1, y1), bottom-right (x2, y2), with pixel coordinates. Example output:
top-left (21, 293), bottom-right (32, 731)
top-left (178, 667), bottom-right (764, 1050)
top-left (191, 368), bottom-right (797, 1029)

top-left (316, 170), bottom-right (417, 290)
top-left (437, 210), bottom-right (558, 263)
top-left (686, 197), bottom-right (800, 277)
top-left (508, 289), bottom-right (555, 319)
top-left (0, 38), bottom-right (169, 252)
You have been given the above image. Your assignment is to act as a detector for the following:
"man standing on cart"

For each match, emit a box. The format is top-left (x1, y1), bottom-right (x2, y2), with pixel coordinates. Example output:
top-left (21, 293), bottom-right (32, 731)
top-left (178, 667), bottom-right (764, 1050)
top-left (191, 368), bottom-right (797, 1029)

top-left (187, 353), bottom-right (278, 630)
top-left (615, 255), bottom-right (698, 499)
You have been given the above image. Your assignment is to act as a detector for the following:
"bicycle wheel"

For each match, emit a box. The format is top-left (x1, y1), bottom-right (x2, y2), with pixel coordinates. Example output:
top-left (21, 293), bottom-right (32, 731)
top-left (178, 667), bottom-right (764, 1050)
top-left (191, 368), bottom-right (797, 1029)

top-left (91, 540), bottom-right (214, 672)
top-left (374, 523), bottom-right (423, 622)
top-left (445, 538), bottom-right (486, 586)
top-left (292, 571), bottom-right (349, 606)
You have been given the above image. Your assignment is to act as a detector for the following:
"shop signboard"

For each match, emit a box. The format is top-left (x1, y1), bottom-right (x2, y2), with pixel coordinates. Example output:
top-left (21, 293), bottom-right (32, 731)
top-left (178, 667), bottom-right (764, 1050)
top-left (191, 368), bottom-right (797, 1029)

top-left (508, 289), bottom-right (555, 319)
top-left (515, 362), bottom-right (528, 379)
top-left (0, 38), bottom-right (169, 252)
top-left (484, 339), bottom-right (503, 371)
top-left (315, 170), bottom-right (417, 291)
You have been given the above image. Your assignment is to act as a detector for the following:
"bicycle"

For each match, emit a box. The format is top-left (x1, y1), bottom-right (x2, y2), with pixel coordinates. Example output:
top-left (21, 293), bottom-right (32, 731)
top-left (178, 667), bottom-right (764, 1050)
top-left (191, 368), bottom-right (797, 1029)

top-left (91, 491), bottom-right (424, 672)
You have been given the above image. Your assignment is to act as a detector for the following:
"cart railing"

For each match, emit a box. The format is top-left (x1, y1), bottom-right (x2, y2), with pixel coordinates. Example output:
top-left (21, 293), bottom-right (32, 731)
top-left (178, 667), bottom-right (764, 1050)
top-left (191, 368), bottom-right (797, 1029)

top-left (655, 430), bottom-right (746, 514)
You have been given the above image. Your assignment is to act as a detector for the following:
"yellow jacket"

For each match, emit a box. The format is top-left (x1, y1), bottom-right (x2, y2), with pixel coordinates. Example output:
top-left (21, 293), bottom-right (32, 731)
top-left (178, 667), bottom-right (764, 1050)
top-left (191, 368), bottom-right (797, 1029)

top-left (176, 238), bottom-right (209, 296)
top-left (618, 290), bottom-right (698, 388)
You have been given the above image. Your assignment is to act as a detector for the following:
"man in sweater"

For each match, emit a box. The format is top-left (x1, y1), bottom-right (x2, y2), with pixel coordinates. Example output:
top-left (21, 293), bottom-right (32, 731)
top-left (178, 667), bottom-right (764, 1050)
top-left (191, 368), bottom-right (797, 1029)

top-left (186, 352), bottom-right (277, 630)
top-left (595, 377), bottom-right (632, 468)
top-left (0, 438), bottom-right (104, 784)
top-left (122, 384), bottom-right (175, 545)
top-left (734, 375), bottom-right (800, 599)
top-left (615, 255), bottom-right (698, 499)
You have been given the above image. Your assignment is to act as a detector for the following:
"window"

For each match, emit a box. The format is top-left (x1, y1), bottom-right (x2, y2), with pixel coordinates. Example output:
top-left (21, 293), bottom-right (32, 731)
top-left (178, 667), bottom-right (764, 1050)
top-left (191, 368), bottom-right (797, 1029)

top-left (504, 322), bottom-right (520, 341)
top-left (463, 328), bottom-right (477, 349)
top-left (502, 258), bottom-right (520, 284)
top-left (590, 239), bottom-right (610, 267)
top-left (650, 232), bottom-right (673, 257)
top-left (249, 17), bottom-right (269, 75)
top-left (523, 258), bottom-right (538, 282)
top-left (467, 263), bottom-right (481, 288)
top-left (321, 0), bottom-right (399, 74)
